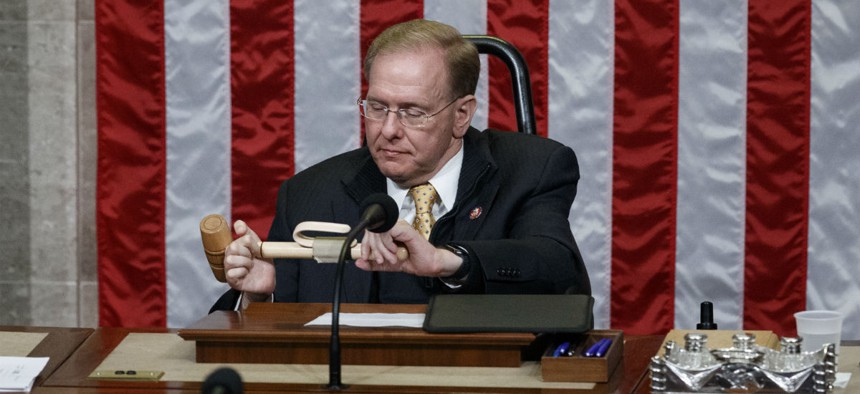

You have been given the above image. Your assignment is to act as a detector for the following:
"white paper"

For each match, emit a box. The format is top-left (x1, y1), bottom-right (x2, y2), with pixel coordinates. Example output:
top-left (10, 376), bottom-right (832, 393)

top-left (833, 372), bottom-right (851, 389)
top-left (0, 356), bottom-right (49, 392)
top-left (304, 313), bottom-right (425, 328)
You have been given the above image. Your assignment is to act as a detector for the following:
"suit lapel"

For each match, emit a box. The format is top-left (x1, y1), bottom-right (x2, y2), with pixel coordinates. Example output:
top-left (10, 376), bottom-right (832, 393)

top-left (339, 150), bottom-right (386, 224)
top-left (449, 128), bottom-right (499, 241)
top-left (334, 150), bottom-right (385, 302)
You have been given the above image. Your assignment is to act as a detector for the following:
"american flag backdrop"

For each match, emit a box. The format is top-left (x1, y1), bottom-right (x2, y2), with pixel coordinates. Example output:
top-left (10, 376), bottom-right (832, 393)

top-left (95, 0), bottom-right (860, 339)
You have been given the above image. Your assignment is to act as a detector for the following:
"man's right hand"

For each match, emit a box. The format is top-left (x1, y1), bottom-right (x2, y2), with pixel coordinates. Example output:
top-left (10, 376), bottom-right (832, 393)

top-left (223, 220), bottom-right (276, 300)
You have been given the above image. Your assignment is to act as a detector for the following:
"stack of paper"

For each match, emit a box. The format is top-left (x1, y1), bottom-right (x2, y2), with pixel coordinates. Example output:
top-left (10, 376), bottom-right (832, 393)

top-left (0, 357), bottom-right (49, 393)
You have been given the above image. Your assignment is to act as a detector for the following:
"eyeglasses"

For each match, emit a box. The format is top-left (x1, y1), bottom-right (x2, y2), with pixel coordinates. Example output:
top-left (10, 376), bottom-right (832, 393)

top-left (357, 97), bottom-right (459, 128)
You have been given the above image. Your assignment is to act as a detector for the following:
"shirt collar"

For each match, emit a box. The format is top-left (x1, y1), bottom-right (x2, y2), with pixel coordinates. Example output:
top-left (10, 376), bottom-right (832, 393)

top-left (387, 143), bottom-right (463, 216)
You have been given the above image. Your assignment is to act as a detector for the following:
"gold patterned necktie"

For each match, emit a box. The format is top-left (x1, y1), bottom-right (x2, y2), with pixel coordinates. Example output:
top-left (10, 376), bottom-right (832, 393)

top-left (409, 183), bottom-right (438, 240)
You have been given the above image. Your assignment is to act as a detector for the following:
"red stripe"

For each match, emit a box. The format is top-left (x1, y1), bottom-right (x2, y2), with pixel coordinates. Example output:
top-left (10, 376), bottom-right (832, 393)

top-left (359, 0), bottom-right (423, 142)
top-left (610, 0), bottom-right (679, 335)
top-left (95, 0), bottom-right (166, 327)
top-left (360, 0), bottom-right (424, 63)
top-left (229, 0), bottom-right (295, 238)
top-left (744, 0), bottom-right (811, 336)
top-left (486, 0), bottom-right (549, 137)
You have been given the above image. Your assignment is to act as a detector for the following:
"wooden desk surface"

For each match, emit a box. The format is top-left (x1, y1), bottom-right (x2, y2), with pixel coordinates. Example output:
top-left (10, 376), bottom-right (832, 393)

top-left (0, 326), bottom-right (93, 389)
top-left (9, 322), bottom-right (854, 393)
top-left (37, 326), bottom-right (663, 393)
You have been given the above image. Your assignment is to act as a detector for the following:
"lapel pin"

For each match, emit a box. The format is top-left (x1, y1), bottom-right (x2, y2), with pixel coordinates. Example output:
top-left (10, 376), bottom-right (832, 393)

top-left (469, 207), bottom-right (482, 220)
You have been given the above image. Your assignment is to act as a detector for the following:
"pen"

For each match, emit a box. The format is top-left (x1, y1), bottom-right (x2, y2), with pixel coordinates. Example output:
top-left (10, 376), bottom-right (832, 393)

top-left (594, 338), bottom-right (612, 357)
top-left (584, 338), bottom-right (609, 357)
top-left (552, 341), bottom-right (571, 357)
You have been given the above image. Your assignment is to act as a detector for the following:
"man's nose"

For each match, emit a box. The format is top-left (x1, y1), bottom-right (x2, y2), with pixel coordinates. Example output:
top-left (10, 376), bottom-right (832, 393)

top-left (379, 111), bottom-right (402, 138)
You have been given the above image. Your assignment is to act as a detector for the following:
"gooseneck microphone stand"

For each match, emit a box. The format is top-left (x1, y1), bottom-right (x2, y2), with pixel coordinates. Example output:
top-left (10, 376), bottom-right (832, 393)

top-left (326, 194), bottom-right (398, 390)
top-left (326, 222), bottom-right (362, 390)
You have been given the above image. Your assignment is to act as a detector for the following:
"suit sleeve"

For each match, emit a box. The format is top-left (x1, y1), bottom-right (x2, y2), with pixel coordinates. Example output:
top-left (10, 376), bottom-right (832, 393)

top-left (454, 144), bottom-right (591, 296)
top-left (269, 180), bottom-right (301, 302)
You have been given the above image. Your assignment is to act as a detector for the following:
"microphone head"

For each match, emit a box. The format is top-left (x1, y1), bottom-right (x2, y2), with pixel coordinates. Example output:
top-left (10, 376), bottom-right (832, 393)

top-left (360, 193), bottom-right (399, 233)
top-left (201, 367), bottom-right (243, 394)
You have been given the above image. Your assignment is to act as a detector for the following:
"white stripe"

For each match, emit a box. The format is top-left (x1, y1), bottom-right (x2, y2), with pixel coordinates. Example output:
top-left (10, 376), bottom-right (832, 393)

top-left (164, 0), bottom-right (232, 328)
top-left (809, 0), bottom-right (860, 340)
top-left (424, 0), bottom-right (489, 130)
top-left (294, 0), bottom-right (361, 172)
top-left (424, 0), bottom-right (486, 36)
top-left (548, 0), bottom-right (614, 329)
top-left (674, 0), bottom-right (748, 330)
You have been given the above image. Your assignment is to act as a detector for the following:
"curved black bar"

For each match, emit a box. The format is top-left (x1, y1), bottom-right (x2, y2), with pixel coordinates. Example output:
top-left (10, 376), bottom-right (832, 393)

top-left (463, 35), bottom-right (536, 135)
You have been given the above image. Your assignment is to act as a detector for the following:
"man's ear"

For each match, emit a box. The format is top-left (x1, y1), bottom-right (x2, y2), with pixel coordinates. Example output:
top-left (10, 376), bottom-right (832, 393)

top-left (452, 95), bottom-right (477, 138)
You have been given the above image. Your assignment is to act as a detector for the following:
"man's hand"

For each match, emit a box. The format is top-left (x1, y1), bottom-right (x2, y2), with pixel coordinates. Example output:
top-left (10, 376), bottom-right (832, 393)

top-left (355, 220), bottom-right (463, 277)
top-left (223, 220), bottom-right (276, 299)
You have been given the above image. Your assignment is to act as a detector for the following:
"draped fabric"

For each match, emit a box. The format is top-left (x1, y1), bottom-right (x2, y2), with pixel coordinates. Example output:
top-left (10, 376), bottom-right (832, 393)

top-left (96, 0), bottom-right (860, 339)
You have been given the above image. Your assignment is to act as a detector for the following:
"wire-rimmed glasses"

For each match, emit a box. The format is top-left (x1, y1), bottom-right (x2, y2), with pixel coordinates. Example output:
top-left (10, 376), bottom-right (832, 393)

top-left (357, 97), bottom-right (459, 128)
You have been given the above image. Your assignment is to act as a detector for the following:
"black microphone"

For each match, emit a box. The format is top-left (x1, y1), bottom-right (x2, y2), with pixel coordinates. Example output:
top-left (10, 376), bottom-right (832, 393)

top-left (201, 367), bottom-right (243, 394)
top-left (359, 193), bottom-right (399, 233)
top-left (327, 193), bottom-right (398, 390)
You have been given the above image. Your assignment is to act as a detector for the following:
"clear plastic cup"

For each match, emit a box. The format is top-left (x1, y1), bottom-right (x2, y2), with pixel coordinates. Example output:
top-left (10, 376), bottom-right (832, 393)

top-left (794, 310), bottom-right (843, 353)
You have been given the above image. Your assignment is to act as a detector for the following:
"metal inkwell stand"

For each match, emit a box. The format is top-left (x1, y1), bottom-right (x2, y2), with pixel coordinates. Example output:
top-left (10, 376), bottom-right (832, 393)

top-left (650, 303), bottom-right (838, 393)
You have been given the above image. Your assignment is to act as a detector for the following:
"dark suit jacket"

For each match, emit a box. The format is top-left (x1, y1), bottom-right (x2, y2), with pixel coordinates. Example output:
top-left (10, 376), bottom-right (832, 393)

top-left (211, 127), bottom-right (590, 311)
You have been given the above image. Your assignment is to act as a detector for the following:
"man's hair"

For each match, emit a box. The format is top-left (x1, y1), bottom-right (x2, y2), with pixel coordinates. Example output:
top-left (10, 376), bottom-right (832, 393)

top-left (364, 19), bottom-right (480, 99)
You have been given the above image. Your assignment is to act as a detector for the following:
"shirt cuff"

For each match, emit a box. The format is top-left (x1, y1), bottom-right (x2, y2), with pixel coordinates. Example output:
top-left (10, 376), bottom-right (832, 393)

top-left (235, 292), bottom-right (274, 310)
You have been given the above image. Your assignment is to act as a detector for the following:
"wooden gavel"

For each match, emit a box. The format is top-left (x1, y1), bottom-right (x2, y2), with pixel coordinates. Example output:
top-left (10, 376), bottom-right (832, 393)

top-left (199, 214), bottom-right (408, 282)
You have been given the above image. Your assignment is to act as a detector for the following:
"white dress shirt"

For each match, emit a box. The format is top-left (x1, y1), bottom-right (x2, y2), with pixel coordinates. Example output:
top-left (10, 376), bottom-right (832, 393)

top-left (387, 144), bottom-right (463, 223)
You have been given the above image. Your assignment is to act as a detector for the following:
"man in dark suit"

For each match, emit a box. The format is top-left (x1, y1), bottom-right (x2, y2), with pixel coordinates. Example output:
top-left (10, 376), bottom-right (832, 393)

top-left (215, 19), bottom-right (590, 311)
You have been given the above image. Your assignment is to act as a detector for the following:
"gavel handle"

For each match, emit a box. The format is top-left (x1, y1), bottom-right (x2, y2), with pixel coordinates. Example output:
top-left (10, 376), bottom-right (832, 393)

top-left (201, 214), bottom-right (407, 283)
top-left (258, 241), bottom-right (362, 260)
top-left (259, 241), bottom-right (408, 262)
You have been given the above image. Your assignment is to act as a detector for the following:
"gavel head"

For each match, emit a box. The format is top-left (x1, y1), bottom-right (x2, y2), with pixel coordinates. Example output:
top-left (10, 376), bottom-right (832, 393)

top-left (199, 214), bottom-right (232, 282)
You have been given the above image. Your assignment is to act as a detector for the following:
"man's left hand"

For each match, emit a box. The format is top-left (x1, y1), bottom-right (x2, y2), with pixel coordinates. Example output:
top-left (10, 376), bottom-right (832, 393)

top-left (355, 220), bottom-right (463, 277)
